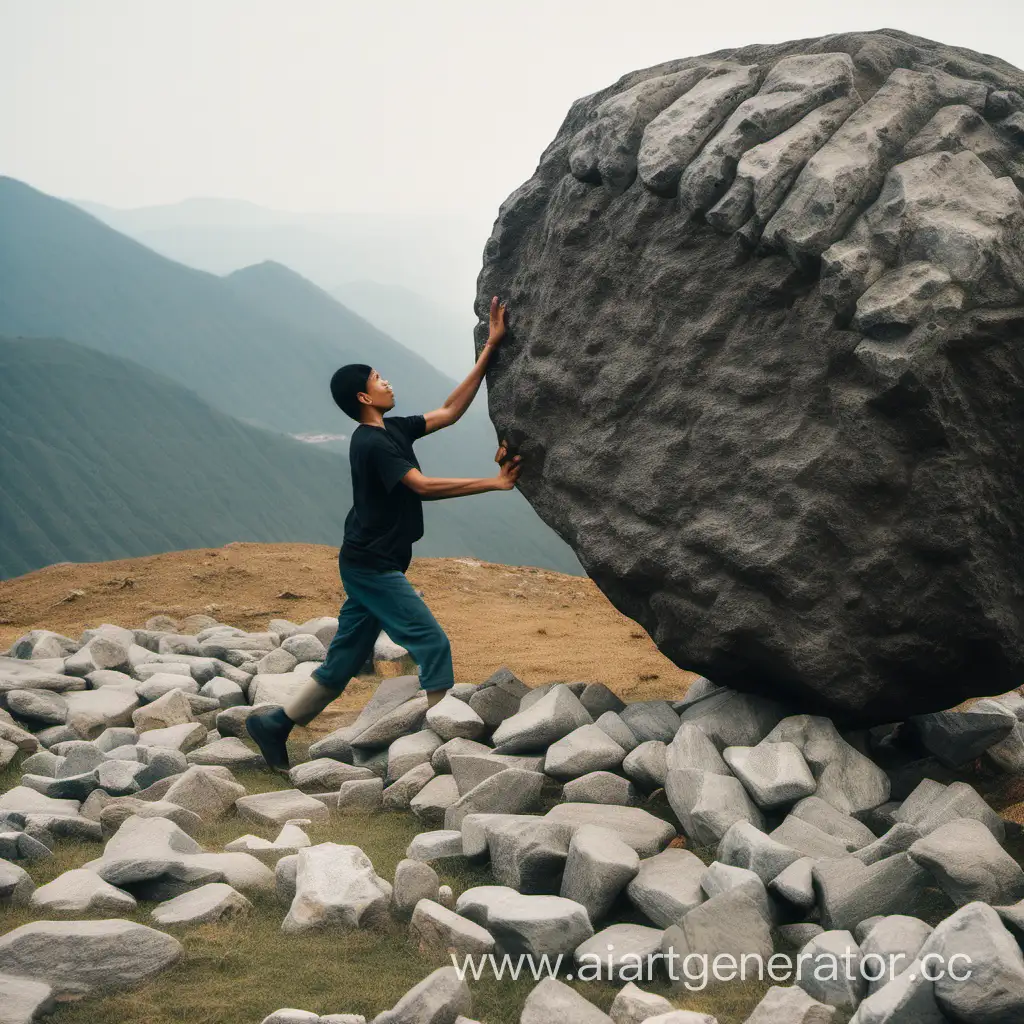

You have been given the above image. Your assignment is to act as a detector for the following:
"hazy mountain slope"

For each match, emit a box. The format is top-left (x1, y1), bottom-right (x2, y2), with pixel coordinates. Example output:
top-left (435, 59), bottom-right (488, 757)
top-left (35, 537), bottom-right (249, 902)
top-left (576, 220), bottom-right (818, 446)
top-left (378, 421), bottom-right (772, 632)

top-left (0, 178), bottom-right (582, 574)
top-left (0, 178), bottom-right (456, 438)
top-left (74, 196), bottom-right (485, 307)
top-left (0, 337), bottom-right (583, 579)
top-left (333, 279), bottom-right (477, 380)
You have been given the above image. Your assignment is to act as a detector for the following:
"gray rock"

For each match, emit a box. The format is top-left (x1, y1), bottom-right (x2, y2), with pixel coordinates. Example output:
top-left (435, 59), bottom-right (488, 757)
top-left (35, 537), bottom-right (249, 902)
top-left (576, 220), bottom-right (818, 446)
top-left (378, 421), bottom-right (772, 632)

top-left (608, 982), bottom-right (675, 1024)
top-left (896, 779), bottom-right (1004, 840)
top-left (63, 684), bottom-right (139, 730)
top-left (475, 30), bottom-right (1024, 726)
top-left (769, 856), bottom-right (817, 911)
top-left (406, 830), bottom-right (465, 863)
top-left (0, 858), bottom-right (35, 907)
top-left (0, 786), bottom-right (80, 817)
top-left (560, 823), bottom-right (640, 922)
top-left (217, 702), bottom-right (278, 740)
top-left (520, 978), bottom-right (611, 1024)
top-left (261, 1011), bottom-right (320, 1024)
top-left (444, 768), bottom-right (545, 829)
top-left (544, 724), bottom-right (626, 779)
top-left (488, 818), bottom-right (574, 894)
top-left (382, 763), bottom-right (436, 811)
top-left (236, 789), bottom-right (331, 828)
top-left (813, 853), bottom-right (935, 932)
top-left (719, 820), bottom-right (804, 884)
top-left (162, 765), bottom-right (245, 821)
top-left (858, 915), bottom-right (933, 994)
top-left (458, 813), bottom-right (541, 861)
top-left (282, 634), bottom-right (327, 662)
top-left (763, 717), bottom-right (890, 815)
top-left (661, 888), bottom-right (773, 990)
top-left (908, 816), bottom-right (1024, 907)
top-left (151, 881), bottom-right (252, 925)
top-left (135, 721), bottom-right (207, 753)
top-left (19, 749), bottom-right (62, 777)
top-left (770, 816), bottom-right (850, 860)
top-left (917, 901), bottom-right (1024, 1023)
top-left (371, 966), bottom-right (471, 1024)
top-left (562, 771), bottom-right (638, 806)
top-left (392, 858), bottom-right (440, 919)
top-left (677, 690), bottom-right (789, 750)
top-left (544, 802), bottom-right (677, 857)
top-left (281, 843), bottom-right (391, 934)
top-left (594, 711), bottom-right (640, 753)
top-left (795, 930), bottom-right (866, 1011)
top-left (0, 973), bottom-right (55, 1024)
top-left (199, 676), bottom-right (246, 709)
top-left (909, 708), bottom-right (1017, 767)
top-left (491, 685), bottom-right (593, 754)
top-left (579, 683), bottom-right (625, 718)
top-left (0, 919), bottom-right (182, 995)
top-left (448, 752), bottom-right (543, 795)
top-left (619, 701), bottom-right (680, 743)
top-left (622, 741), bottom-right (667, 790)
top-left (488, 892), bottom-right (593, 956)
top-left (290, 758), bottom-right (375, 793)
top-left (699, 860), bottom-right (771, 923)
top-left (575, 923), bottom-right (663, 982)
top-left (467, 667), bottom-right (531, 727)
top-left (89, 814), bottom-right (273, 897)
top-left (665, 722), bottom-right (730, 774)
top-left (136, 674), bottom-right (200, 704)
top-left (847, 958), bottom-right (945, 1024)
top-left (409, 899), bottom-right (495, 956)
top-left (852, 822), bottom-right (922, 866)
top-left (186, 736), bottom-right (265, 770)
top-left (409, 774), bottom-right (460, 826)
top-left (627, 848), bottom-right (706, 927)
top-left (0, 830), bottom-right (51, 862)
top-left (336, 778), bottom-right (384, 814)
top-left (724, 741), bottom-right (817, 808)
top-left (388, 731), bottom-right (443, 783)
top-left (4, 688), bottom-right (68, 725)
top-left (745, 985), bottom-right (838, 1023)
top-left (424, 694), bottom-right (485, 741)
top-left (666, 767), bottom-right (765, 845)
top-left (790, 796), bottom-right (877, 850)
top-left (430, 737), bottom-right (492, 773)
top-left (776, 923), bottom-right (826, 948)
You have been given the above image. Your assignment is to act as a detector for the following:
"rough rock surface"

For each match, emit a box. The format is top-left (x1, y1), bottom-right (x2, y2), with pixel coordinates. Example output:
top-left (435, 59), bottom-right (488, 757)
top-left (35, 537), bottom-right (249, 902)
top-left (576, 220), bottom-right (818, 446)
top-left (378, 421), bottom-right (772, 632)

top-left (474, 29), bottom-right (1024, 723)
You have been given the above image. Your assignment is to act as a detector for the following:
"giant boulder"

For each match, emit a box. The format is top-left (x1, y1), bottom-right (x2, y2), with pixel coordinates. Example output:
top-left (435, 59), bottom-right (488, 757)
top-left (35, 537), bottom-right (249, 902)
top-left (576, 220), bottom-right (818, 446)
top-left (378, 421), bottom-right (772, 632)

top-left (474, 29), bottom-right (1024, 723)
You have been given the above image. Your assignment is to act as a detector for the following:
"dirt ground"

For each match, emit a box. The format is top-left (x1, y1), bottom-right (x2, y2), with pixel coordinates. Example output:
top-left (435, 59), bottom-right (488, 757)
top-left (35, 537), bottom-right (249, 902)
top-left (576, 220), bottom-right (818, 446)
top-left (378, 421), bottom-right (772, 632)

top-left (0, 541), bottom-right (701, 708)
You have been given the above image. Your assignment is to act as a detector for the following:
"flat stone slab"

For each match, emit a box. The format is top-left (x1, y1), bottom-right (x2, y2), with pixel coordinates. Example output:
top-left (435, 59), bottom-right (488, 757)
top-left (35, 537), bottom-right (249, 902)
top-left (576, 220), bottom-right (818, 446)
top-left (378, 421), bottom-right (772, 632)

top-left (151, 882), bottom-right (252, 925)
top-left (544, 803), bottom-right (676, 857)
top-left (0, 919), bottom-right (182, 996)
top-left (235, 790), bottom-right (330, 828)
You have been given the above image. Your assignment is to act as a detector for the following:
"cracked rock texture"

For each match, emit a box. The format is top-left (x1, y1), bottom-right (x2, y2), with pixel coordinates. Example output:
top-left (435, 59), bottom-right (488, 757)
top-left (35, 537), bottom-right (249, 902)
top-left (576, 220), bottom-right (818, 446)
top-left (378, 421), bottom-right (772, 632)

top-left (474, 29), bottom-right (1024, 724)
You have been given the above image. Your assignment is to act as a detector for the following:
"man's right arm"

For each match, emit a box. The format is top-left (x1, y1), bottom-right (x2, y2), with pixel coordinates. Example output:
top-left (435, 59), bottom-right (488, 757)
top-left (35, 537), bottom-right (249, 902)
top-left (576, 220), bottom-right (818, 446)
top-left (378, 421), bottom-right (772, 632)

top-left (400, 460), bottom-right (521, 500)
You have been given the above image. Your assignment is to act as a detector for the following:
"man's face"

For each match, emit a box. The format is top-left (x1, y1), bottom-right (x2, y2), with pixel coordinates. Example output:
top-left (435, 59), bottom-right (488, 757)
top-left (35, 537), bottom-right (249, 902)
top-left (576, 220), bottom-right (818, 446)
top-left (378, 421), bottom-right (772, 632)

top-left (361, 368), bottom-right (395, 411)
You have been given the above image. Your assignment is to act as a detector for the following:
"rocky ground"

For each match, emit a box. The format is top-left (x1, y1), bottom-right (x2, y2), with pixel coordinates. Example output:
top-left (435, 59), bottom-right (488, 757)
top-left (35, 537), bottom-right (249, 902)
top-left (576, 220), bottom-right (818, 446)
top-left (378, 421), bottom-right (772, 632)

top-left (2, 546), bottom-right (1024, 1023)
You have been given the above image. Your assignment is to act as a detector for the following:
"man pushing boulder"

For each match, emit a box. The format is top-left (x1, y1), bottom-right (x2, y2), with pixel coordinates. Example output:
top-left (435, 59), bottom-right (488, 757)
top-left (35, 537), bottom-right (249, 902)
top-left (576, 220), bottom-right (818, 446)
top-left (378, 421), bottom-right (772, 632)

top-left (246, 297), bottom-right (522, 771)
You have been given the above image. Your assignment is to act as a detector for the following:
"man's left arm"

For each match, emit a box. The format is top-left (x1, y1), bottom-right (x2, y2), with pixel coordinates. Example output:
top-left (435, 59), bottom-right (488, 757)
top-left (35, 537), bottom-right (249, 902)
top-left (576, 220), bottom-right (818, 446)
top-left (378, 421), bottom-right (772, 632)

top-left (423, 296), bottom-right (507, 435)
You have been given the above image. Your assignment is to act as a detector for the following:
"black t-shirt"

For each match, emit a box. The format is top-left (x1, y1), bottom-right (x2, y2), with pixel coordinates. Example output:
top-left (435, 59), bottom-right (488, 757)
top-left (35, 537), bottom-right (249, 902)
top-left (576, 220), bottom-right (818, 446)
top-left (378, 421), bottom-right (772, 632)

top-left (340, 414), bottom-right (426, 573)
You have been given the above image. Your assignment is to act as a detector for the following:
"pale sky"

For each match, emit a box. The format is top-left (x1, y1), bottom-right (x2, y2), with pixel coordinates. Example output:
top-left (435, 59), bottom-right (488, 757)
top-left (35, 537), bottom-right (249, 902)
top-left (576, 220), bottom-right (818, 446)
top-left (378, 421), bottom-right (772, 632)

top-left (3, 0), bottom-right (1023, 232)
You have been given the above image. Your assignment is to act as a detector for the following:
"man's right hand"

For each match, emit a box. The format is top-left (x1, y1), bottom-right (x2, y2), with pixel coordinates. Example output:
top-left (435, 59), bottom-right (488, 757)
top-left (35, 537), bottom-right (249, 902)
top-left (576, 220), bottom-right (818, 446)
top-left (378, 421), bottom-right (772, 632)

top-left (496, 451), bottom-right (522, 490)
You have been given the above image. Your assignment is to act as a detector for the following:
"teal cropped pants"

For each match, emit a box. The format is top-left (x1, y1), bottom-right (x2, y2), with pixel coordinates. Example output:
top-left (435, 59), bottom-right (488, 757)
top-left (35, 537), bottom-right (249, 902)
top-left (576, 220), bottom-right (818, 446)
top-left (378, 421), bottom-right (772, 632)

top-left (310, 558), bottom-right (455, 696)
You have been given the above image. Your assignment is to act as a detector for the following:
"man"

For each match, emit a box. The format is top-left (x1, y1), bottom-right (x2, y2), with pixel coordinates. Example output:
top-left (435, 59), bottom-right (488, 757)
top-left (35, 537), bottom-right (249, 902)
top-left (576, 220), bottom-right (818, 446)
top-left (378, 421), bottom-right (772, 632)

top-left (246, 296), bottom-right (522, 771)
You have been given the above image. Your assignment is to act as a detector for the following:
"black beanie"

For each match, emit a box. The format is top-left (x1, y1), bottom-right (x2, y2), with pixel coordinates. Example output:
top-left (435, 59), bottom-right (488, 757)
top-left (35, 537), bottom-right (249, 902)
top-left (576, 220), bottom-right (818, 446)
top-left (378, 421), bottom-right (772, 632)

top-left (330, 363), bottom-right (373, 421)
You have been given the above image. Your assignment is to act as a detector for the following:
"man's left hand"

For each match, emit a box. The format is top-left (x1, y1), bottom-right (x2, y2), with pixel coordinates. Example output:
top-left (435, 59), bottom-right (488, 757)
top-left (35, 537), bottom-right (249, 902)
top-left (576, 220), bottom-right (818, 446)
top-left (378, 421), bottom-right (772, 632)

top-left (486, 296), bottom-right (507, 347)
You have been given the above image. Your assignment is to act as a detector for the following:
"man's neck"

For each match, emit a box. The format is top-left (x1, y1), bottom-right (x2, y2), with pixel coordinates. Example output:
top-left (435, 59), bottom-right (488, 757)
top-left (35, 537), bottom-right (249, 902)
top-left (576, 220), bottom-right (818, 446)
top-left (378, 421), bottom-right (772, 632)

top-left (360, 413), bottom-right (386, 428)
